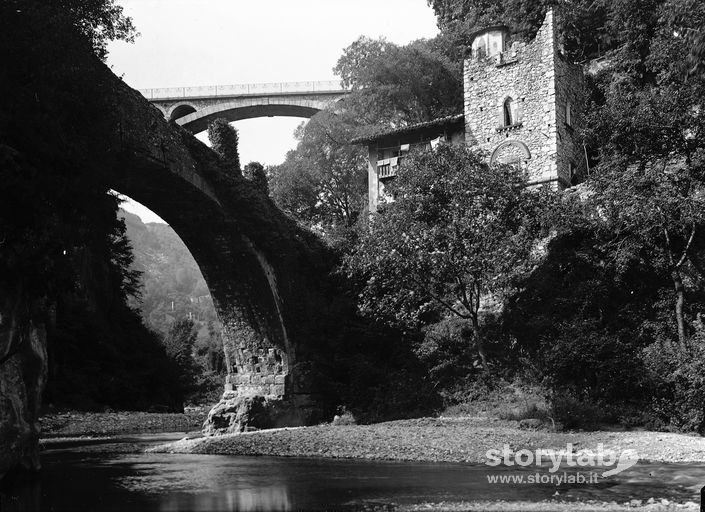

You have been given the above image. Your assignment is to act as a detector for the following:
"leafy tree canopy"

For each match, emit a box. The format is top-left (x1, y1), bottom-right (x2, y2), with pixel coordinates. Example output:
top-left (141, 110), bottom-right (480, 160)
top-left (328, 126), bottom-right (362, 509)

top-left (344, 144), bottom-right (549, 369)
top-left (208, 118), bottom-right (241, 175)
top-left (33, 0), bottom-right (137, 59)
top-left (427, 0), bottom-right (705, 66)
top-left (243, 161), bottom-right (269, 195)
top-left (333, 36), bottom-right (463, 129)
top-left (574, 0), bottom-right (705, 345)
top-left (271, 35), bottom-right (463, 240)
top-left (268, 111), bottom-right (367, 240)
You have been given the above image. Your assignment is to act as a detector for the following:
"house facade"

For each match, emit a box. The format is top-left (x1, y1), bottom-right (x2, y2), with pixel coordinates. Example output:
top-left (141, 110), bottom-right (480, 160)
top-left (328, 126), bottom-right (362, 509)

top-left (354, 115), bottom-right (465, 214)
top-left (358, 10), bottom-right (587, 213)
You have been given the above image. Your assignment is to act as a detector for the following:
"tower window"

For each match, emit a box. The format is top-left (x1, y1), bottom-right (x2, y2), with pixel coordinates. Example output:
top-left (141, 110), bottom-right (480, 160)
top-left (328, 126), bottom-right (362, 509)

top-left (566, 101), bottom-right (572, 127)
top-left (503, 97), bottom-right (514, 126)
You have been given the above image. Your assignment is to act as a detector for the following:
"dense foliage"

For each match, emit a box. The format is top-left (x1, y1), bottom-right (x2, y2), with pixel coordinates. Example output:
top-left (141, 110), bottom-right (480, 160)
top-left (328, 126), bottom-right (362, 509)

top-left (334, 37), bottom-right (462, 127)
top-left (411, 0), bottom-right (705, 430)
top-left (121, 210), bottom-right (225, 405)
top-left (0, 1), bottom-right (193, 412)
top-left (208, 118), bottom-right (241, 175)
top-left (121, 211), bottom-right (218, 334)
top-left (428, 0), bottom-right (705, 65)
top-left (345, 145), bottom-right (546, 370)
top-left (268, 112), bottom-right (367, 240)
top-left (243, 162), bottom-right (269, 195)
top-left (270, 36), bottom-right (463, 242)
top-left (8, 0), bottom-right (705, 431)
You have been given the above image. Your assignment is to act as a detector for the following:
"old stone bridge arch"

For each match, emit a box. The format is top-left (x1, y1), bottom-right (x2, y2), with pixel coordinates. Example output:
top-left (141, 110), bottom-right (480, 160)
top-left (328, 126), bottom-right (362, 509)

top-left (101, 75), bottom-right (345, 432)
top-left (0, 4), bottom-right (368, 478)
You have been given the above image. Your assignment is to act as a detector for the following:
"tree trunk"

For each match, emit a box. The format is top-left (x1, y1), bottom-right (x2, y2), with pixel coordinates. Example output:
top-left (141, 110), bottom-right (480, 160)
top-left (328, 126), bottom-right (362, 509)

top-left (672, 269), bottom-right (687, 346)
top-left (472, 317), bottom-right (489, 372)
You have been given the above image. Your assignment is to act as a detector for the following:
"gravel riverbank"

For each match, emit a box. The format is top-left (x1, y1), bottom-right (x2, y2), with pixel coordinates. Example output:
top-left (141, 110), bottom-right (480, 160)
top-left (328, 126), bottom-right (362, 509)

top-left (397, 501), bottom-right (699, 511)
top-left (40, 409), bottom-right (207, 438)
top-left (148, 416), bottom-right (705, 465)
top-left (37, 413), bottom-right (704, 511)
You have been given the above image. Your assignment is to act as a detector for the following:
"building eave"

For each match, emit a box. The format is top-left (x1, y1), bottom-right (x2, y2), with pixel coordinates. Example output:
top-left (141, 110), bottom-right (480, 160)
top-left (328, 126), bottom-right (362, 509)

top-left (350, 114), bottom-right (465, 145)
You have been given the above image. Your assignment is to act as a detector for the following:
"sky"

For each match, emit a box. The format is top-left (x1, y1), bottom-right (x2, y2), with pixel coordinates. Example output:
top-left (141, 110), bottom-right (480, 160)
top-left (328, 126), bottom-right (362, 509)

top-left (108, 0), bottom-right (439, 223)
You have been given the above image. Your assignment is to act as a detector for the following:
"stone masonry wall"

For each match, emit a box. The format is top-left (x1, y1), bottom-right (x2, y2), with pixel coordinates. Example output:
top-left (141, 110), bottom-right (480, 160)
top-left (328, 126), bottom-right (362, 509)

top-left (221, 318), bottom-right (288, 398)
top-left (464, 10), bottom-right (586, 188)
top-left (554, 47), bottom-right (587, 184)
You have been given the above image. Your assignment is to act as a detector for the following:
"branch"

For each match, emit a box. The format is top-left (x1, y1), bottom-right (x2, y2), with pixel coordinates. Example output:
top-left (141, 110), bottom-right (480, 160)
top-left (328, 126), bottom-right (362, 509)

top-left (656, 205), bottom-right (676, 267)
top-left (455, 275), bottom-right (474, 315)
top-left (409, 275), bottom-right (469, 319)
top-left (324, 130), bottom-right (345, 146)
top-left (675, 223), bottom-right (696, 269)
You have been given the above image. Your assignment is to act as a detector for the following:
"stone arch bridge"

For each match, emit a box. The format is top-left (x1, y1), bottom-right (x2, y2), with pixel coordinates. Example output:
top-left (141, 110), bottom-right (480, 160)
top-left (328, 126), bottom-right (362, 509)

top-left (1, 19), bottom-right (356, 469)
top-left (113, 80), bottom-right (348, 431)
top-left (141, 81), bottom-right (348, 133)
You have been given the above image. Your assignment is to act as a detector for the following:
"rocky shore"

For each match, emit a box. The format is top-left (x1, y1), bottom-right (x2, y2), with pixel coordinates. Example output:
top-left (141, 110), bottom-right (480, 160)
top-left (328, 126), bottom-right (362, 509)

top-left (39, 409), bottom-right (207, 438)
top-left (397, 501), bottom-right (698, 511)
top-left (149, 416), bottom-right (705, 465)
top-left (147, 417), bottom-right (704, 511)
top-left (35, 413), bottom-right (703, 511)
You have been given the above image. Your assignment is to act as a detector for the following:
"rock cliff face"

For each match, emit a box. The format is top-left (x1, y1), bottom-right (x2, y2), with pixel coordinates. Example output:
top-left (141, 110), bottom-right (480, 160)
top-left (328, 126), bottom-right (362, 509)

top-left (0, 285), bottom-right (47, 478)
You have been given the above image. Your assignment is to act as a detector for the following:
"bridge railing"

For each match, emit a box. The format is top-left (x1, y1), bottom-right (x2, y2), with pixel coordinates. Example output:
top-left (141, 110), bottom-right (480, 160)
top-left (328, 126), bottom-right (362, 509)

top-left (140, 80), bottom-right (346, 100)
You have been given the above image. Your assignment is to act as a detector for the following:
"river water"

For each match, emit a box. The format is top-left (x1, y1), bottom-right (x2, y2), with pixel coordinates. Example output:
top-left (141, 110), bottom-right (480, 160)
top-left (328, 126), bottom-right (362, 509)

top-left (1, 434), bottom-right (702, 511)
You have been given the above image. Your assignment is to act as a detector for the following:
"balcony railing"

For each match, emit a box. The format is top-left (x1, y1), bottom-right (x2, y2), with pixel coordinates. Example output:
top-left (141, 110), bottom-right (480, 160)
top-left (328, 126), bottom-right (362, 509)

top-left (377, 157), bottom-right (401, 179)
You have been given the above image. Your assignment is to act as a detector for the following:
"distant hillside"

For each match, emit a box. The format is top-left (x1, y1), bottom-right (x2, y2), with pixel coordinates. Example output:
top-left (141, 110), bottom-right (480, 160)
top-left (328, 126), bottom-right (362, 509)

top-left (119, 209), bottom-right (220, 342)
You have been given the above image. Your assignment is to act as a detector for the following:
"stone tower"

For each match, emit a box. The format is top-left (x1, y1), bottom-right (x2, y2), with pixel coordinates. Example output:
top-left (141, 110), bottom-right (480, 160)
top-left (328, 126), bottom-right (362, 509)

top-left (464, 10), bottom-right (586, 188)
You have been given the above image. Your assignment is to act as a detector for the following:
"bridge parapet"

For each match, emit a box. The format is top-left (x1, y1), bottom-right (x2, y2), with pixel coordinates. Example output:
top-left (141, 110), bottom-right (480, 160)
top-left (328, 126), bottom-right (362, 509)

top-left (141, 80), bottom-right (345, 100)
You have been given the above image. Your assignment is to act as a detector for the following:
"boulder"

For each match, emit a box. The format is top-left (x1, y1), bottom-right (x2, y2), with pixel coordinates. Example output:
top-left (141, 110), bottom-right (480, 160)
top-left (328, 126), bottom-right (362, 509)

top-left (518, 418), bottom-right (545, 430)
top-left (202, 393), bottom-right (310, 435)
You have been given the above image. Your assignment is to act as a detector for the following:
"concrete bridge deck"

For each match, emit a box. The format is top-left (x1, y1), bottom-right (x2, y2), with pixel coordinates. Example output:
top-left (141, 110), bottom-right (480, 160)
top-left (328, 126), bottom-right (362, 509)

top-left (141, 80), bottom-right (348, 132)
top-left (140, 80), bottom-right (345, 100)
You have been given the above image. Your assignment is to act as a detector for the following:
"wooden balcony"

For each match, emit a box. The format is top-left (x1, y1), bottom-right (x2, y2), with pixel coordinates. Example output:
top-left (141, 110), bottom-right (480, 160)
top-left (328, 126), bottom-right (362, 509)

top-left (377, 157), bottom-right (400, 179)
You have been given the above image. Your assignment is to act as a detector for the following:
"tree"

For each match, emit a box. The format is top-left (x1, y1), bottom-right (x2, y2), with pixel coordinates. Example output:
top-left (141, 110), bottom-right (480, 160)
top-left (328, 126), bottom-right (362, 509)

top-left (344, 144), bottom-right (546, 369)
top-left (269, 35), bottom-right (462, 242)
top-left (163, 318), bottom-right (199, 401)
top-left (243, 161), bottom-right (269, 195)
top-left (333, 37), bottom-right (462, 128)
top-left (580, 0), bottom-right (705, 347)
top-left (268, 111), bottom-right (367, 238)
top-left (208, 118), bottom-right (241, 175)
top-left (39, 0), bottom-right (137, 59)
top-left (426, 0), bottom-right (552, 54)
top-left (426, 0), bottom-right (663, 63)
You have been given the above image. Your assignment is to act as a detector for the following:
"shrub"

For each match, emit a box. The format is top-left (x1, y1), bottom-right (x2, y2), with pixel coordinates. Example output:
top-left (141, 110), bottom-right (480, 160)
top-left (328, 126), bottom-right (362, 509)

top-left (548, 393), bottom-right (611, 431)
top-left (332, 407), bottom-right (356, 426)
top-left (498, 402), bottom-right (550, 422)
top-left (643, 332), bottom-right (705, 433)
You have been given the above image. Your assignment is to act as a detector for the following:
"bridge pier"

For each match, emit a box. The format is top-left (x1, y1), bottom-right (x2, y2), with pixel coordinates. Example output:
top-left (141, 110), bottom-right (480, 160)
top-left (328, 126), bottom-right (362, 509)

top-left (203, 301), bottom-right (324, 434)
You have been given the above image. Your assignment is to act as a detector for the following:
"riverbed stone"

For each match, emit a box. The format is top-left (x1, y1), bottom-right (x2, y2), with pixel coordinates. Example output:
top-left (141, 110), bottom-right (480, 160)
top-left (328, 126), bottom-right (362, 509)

top-left (202, 394), bottom-right (312, 435)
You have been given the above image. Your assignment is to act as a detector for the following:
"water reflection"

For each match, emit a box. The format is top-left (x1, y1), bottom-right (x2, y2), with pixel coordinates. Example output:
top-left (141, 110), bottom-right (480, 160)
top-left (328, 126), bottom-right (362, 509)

top-left (1, 435), bottom-right (702, 511)
top-left (159, 487), bottom-right (291, 512)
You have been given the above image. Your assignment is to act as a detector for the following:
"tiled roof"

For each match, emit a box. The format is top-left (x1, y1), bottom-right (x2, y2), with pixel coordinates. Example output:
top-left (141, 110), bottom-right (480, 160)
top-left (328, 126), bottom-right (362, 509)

top-left (350, 114), bottom-right (464, 144)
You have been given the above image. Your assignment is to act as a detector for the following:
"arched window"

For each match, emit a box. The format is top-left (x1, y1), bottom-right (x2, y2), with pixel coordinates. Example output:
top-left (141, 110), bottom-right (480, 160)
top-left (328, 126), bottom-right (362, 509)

top-left (503, 97), bottom-right (514, 126)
